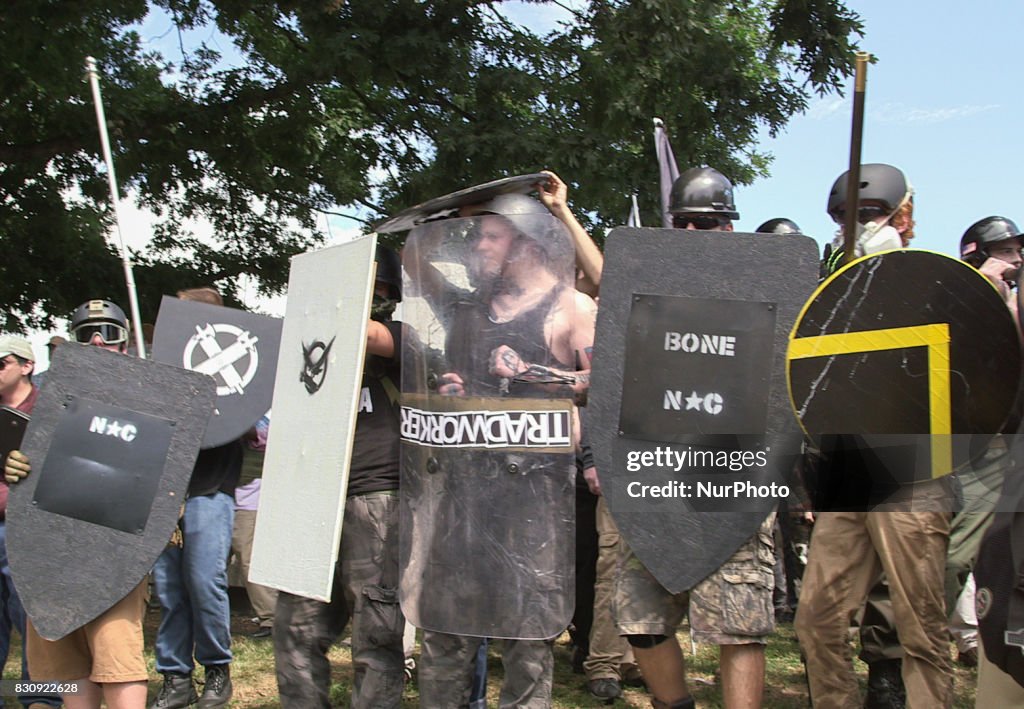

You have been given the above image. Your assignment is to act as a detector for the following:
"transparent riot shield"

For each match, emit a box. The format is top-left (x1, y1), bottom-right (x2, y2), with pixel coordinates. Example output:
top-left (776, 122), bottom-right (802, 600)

top-left (399, 211), bottom-right (579, 640)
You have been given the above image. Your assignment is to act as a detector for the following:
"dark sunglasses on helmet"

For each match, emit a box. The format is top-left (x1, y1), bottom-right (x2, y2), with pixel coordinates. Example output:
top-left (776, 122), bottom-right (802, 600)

top-left (833, 206), bottom-right (889, 225)
top-left (672, 213), bottom-right (730, 230)
top-left (72, 322), bottom-right (128, 345)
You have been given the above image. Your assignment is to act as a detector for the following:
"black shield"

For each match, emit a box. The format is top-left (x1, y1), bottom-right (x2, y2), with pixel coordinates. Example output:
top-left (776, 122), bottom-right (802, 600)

top-left (0, 407), bottom-right (29, 462)
top-left (589, 227), bottom-right (818, 593)
top-left (788, 250), bottom-right (1021, 509)
top-left (8, 344), bottom-right (214, 640)
top-left (399, 211), bottom-right (579, 639)
top-left (152, 296), bottom-right (282, 448)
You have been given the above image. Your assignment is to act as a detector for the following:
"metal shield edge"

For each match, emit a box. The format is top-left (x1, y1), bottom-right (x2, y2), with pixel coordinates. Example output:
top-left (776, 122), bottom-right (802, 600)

top-left (373, 173), bottom-right (548, 234)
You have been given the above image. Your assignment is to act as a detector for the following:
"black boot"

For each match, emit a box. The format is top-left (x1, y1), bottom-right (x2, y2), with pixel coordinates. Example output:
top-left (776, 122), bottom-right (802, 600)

top-left (198, 665), bottom-right (233, 709)
top-left (149, 672), bottom-right (197, 709)
top-left (864, 658), bottom-right (906, 709)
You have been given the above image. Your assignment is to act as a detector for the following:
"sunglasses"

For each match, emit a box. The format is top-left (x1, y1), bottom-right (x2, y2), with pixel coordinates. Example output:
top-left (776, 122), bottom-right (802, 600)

top-left (833, 206), bottom-right (888, 225)
top-left (72, 322), bottom-right (128, 345)
top-left (672, 214), bottom-right (730, 230)
top-left (0, 357), bottom-right (20, 371)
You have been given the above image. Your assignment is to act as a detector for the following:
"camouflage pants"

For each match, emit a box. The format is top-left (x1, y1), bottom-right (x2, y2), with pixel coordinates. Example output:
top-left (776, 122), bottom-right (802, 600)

top-left (418, 632), bottom-right (553, 708)
top-left (614, 514), bottom-right (776, 645)
top-left (274, 492), bottom-right (405, 709)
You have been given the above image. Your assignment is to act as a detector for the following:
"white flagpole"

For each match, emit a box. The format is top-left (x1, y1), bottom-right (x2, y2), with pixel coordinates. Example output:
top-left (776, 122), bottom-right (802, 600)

top-left (84, 56), bottom-right (147, 358)
top-left (628, 194), bottom-right (642, 227)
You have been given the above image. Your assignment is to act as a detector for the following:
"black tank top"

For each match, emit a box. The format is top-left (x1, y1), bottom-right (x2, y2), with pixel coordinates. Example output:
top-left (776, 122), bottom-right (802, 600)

top-left (447, 286), bottom-right (572, 397)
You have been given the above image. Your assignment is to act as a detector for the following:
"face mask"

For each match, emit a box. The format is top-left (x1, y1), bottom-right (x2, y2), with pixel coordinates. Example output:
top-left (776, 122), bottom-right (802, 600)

top-left (833, 217), bottom-right (903, 258)
top-left (857, 220), bottom-right (903, 255)
top-left (371, 294), bottom-right (397, 321)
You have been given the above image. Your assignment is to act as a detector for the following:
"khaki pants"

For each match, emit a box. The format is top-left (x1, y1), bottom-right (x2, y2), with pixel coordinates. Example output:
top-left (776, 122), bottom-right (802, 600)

top-left (583, 497), bottom-right (634, 680)
top-left (795, 511), bottom-right (951, 709)
top-left (231, 508), bottom-right (278, 627)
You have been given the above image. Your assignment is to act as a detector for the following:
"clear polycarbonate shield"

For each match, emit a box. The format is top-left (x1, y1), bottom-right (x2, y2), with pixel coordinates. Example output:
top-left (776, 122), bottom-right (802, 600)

top-left (399, 211), bottom-right (579, 639)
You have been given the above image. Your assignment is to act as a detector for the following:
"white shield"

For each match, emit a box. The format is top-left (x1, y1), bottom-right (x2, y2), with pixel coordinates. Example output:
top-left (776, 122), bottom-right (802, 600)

top-left (250, 236), bottom-right (376, 600)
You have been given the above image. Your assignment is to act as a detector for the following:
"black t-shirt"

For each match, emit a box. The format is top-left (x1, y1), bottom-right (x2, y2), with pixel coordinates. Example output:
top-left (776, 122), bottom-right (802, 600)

top-left (347, 319), bottom-right (402, 497)
top-left (189, 439), bottom-right (243, 497)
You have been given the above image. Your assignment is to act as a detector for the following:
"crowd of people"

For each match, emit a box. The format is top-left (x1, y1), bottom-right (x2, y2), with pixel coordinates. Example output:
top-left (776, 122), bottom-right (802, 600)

top-left (0, 162), bottom-right (1021, 709)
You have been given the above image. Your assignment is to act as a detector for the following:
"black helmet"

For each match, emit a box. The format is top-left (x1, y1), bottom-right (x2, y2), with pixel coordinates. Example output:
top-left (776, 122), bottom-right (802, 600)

top-left (756, 218), bottom-right (802, 235)
top-left (69, 299), bottom-right (129, 345)
top-left (826, 163), bottom-right (910, 221)
top-left (375, 244), bottom-right (402, 301)
top-left (668, 167), bottom-right (739, 220)
top-left (960, 216), bottom-right (1023, 260)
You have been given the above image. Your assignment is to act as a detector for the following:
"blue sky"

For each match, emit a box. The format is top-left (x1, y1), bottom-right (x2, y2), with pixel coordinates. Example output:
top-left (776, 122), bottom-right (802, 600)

top-left (736, 0), bottom-right (1024, 256)
top-left (500, 1), bottom-right (1024, 255)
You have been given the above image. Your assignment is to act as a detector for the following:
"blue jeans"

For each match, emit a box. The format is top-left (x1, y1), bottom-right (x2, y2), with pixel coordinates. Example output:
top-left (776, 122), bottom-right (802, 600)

top-left (0, 521), bottom-right (60, 707)
top-left (153, 492), bottom-right (234, 674)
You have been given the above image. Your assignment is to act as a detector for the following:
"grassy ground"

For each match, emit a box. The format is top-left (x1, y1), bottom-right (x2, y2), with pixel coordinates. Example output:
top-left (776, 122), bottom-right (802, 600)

top-left (2, 596), bottom-right (977, 707)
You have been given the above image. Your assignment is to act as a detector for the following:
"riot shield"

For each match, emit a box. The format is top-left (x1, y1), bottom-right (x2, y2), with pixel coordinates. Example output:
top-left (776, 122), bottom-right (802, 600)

top-left (152, 296), bottom-right (282, 448)
top-left (8, 344), bottom-right (214, 640)
top-left (374, 173), bottom-right (547, 234)
top-left (788, 250), bottom-right (1021, 510)
top-left (250, 237), bottom-right (375, 601)
top-left (588, 227), bottom-right (818, 594)
top-left (0, 407), bottom-right (29, 462)
top-left (400, 211), bottom-right (579, 639)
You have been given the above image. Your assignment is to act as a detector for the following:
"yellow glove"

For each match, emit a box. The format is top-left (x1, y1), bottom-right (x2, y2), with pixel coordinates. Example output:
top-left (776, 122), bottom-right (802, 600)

top-left (4, 450), bottom-right (31, 484)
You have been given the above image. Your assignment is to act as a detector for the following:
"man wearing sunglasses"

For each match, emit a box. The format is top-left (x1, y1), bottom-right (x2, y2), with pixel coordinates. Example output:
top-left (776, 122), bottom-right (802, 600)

top-left (667, 166), bottom-right (738, 233)
top-left (611, 167), bottom-right (778, 709)
top-left (6, 299), bottom-right (152, 709)
top-left (820, 163), bottom-right (915, 278)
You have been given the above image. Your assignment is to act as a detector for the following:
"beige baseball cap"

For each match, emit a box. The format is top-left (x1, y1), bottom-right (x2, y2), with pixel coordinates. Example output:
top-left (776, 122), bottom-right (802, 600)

top-left (0, 335), bottom-right (35, 362)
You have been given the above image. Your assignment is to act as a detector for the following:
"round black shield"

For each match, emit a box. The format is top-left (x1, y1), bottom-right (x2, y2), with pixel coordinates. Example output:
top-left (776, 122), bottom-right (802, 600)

top-left (788, 249), bottom-right (1020, 496)
top-left (152, 296), bottom-right (282, 448)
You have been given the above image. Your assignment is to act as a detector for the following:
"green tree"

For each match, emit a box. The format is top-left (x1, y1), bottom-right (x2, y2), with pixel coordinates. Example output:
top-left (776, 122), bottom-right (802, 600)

top-left (0, 0), bottom-right (860, 330)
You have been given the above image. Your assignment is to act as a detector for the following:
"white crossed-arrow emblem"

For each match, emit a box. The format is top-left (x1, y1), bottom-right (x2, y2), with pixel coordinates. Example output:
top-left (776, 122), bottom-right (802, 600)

top-left (184, 323), bottom-right (260, 397)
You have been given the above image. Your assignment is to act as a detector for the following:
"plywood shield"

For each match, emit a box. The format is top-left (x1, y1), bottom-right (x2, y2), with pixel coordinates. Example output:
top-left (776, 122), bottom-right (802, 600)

top-left (250, 237), bottom-right (376, 601)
